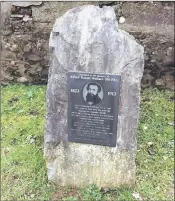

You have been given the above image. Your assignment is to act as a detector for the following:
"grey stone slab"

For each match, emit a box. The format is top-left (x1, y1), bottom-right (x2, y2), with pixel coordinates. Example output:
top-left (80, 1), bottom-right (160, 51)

top-left (45, 5), bottom-right (144, 188)
top-left (12, 2), bottom-right (42, 7)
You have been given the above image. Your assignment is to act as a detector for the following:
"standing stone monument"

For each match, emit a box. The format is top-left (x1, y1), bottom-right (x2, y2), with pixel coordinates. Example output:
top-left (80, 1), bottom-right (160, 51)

top-left (45, 5), bottom-right (144, 188)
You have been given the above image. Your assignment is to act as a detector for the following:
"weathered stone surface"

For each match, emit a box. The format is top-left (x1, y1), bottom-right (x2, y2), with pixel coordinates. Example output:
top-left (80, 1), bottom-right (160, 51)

top-left (46, 144), bottom-right (136, 188)
top-left (28, 54), bottom-right (41, 62)
top-left (11, 44), bottom-right (19, 52)
top-left (12, 2), bottom-right (42, 7)
top-left (45, 5), bottom-right (144, 188)
top-left (11, 4), bottom-right (32, 16)
top-left (10, 14), bottom-right (24, 18)
top-left (17, 76), bottom-right (28, 83)
top-left (32, 1), bottom-right (98, 22)
top-left (23, 44), bottom-right (32, 52)
top-left (122, 2), bottom-right (174, 26)
top-left (22, 15), bottom-right (33, 22)
top-left (1, 2), bottom-right (12, 26)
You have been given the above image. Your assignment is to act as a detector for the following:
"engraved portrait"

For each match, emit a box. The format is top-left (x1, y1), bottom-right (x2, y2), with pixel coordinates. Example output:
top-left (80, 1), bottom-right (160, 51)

top-left (83, 82), bottom-right (103, 105)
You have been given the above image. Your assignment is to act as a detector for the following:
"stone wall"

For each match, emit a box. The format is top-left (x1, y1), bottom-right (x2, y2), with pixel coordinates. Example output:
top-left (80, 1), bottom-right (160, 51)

top-left (1, 2), bottom-right (174, 90)
top-left (1, 2), bottom-right (98, 84)
top-left (120, 2), bottom-right (174, 90)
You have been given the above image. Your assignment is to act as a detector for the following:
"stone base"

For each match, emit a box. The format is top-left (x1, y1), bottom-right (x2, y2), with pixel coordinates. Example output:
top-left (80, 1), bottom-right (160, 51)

top-left (45, 143), bottom-right (136, 188)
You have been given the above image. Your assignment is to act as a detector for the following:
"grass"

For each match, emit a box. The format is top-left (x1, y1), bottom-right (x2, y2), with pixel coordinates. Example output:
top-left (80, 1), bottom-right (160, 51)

top-left (1, 84), bottom-right (174, 200)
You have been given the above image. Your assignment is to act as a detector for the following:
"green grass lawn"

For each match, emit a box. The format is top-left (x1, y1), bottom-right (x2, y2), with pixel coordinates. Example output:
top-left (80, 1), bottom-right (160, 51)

top-left (1, 84), bottom-right (174, 201)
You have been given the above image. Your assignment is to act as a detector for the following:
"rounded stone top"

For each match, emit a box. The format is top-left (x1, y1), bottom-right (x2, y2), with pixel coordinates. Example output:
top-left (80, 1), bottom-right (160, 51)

top-left (50, 5), bottom-right (118, 48)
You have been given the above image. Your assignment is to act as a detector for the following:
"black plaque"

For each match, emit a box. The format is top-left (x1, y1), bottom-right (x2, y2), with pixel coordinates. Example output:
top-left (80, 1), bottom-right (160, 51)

top-left (67, 72), bottom-right (121, 147)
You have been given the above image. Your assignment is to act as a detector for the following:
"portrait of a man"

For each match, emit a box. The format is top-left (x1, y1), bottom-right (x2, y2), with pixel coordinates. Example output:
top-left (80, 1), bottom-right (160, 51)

top-left (83, 82), bottom-right (103, 105)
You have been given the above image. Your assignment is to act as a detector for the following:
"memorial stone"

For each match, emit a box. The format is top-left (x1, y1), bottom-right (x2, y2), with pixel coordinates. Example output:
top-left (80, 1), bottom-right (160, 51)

top-left (45, 5), bottom-right (144, 188)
